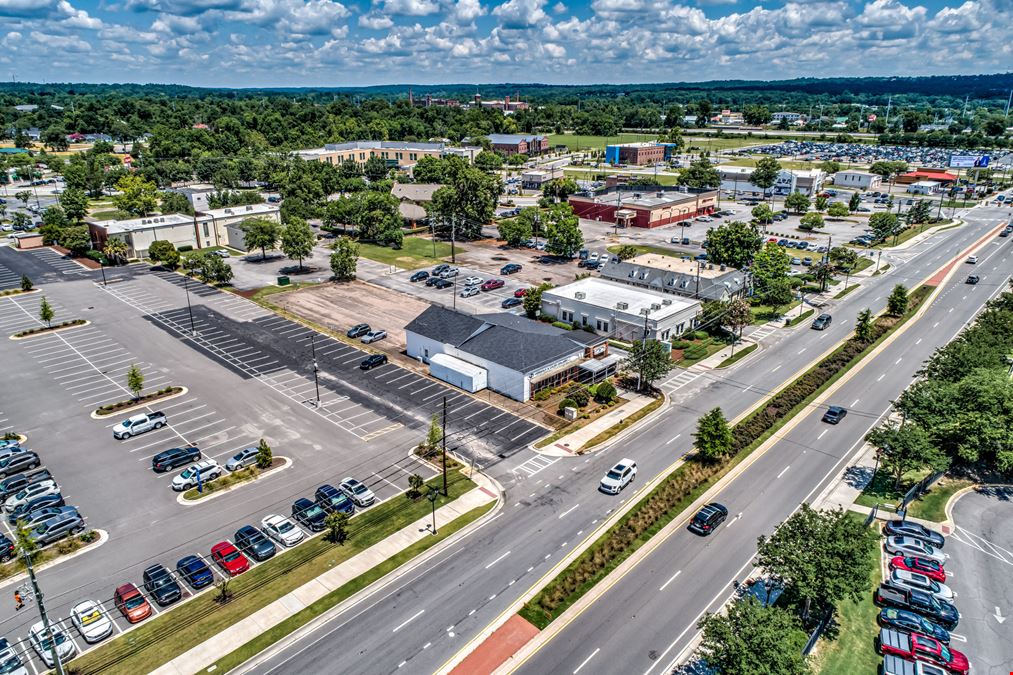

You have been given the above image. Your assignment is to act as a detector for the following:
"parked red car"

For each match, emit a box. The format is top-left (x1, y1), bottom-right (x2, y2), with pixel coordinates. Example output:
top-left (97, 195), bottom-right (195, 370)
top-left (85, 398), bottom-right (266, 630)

top-left (514, 288), bottom-right (529, 298)
top-left (114, 583), bottom-right (152, 623)
top-left (890, 556), bottom-right (946, 583)
top-left (212, 541), bottom-right (250, 576)
top-left (481, 279), bottom-right (505, 291)
top-left (879, 629), bottom-right (968, 675)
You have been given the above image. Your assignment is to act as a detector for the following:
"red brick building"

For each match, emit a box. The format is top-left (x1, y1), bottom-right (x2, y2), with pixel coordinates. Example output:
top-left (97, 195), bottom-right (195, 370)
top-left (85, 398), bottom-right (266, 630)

top-left (615, 143), bottom-right (666, 166)
top-left (569, 189), bottom-right (718, 228)
top-left (487, 134), bottom-right (549, 156)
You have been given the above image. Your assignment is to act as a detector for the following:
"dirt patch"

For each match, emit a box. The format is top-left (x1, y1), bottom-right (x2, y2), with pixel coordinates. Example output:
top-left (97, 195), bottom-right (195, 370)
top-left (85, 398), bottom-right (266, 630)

top-left (269, 281), bottom-right (430, 354)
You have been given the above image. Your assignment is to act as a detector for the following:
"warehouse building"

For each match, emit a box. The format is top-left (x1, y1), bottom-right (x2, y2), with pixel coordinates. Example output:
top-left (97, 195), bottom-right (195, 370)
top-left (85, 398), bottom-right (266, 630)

top-left (404, 306), bottom-right (615, 401)
top-left (295, 141), bottom-right (480, 169)
top-left (568, 187), bottom-right (717, 228)
top-left (540, 277), bottom-right (700, 342)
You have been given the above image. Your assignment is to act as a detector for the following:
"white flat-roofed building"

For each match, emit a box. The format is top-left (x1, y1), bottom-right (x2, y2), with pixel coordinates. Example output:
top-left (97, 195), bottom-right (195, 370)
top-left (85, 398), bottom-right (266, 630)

top-left (833, 170), bottom-right (882, 191)
top-left (540, 277), bottom-right (700, 342)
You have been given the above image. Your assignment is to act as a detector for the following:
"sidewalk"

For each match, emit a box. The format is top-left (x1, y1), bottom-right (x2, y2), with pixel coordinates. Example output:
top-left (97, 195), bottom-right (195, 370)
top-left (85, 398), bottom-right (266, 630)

top-left (153, 477), bottom-right (499, 675)
top-left (538, 389), bottom-right (655, 456)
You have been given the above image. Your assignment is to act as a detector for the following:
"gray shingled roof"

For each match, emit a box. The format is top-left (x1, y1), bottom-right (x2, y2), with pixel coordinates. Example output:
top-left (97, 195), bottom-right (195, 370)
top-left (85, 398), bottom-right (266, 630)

top-left (406, 306), bottom-right (599, 374)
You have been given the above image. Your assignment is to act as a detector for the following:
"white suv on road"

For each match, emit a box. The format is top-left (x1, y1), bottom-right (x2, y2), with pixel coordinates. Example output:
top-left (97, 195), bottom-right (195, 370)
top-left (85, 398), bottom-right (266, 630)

top-left (599, 459), bottom-right (637, 494)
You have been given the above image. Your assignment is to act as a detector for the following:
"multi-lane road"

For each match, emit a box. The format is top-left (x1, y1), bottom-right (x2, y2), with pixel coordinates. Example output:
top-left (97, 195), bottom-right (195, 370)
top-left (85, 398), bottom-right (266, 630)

top-left (237, 203), bottom-right (1011, 675)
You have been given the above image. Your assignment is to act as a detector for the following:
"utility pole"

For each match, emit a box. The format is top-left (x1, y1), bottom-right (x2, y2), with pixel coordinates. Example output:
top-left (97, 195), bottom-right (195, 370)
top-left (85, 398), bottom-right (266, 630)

top-left (874, 249), bottom-right (882, 274)
top-left (450, 215), bottom-right (456, 264)
top-left (310, 335), bottom-right (320, 406)
top-left (820, 235), bottom-right (832, 293)
top-left (183, 274), bottom-right (196, 336)
top-left (1005, 89), bottom-right (1013, 119)
top-left (23, 549), bottom-right (64, 675)
top-left (441, 397), bottom-right (448, 496)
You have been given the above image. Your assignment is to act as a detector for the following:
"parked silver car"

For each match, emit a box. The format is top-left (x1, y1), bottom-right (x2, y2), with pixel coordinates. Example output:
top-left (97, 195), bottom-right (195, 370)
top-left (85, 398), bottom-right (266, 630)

top-left (225, 447), bottom-right (259, 472)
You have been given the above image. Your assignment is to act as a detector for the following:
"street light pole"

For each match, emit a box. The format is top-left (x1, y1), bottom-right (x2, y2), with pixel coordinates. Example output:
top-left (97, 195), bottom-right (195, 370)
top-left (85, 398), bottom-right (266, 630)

top-left (22, 549), bottom-right (64, 675)
top-left (427, 487), bottom-right (438, 535)
top-left (183, 274), bottom-right (196, 336)
top-left (311, 335), bottom-right (321, 406)
top-left (99, 260), bottom-right (107, 286)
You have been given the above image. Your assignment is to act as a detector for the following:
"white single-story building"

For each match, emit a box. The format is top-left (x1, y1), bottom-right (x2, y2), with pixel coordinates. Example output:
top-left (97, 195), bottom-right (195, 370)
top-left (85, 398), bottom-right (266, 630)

top-left (520, 167), bottom-right (563, 189)
top-left (832, 170), bottom-right (882, 191)
top-left (719, 166), bottom-right (826, 197)
top-left (599, 254), bottom-right (747, 303)
top-left (404, 306), bottom-right (617, 402)
top-left (540, 277), bottom-right (700, 342)
top-left (906, 180), bottom-right (941, 195)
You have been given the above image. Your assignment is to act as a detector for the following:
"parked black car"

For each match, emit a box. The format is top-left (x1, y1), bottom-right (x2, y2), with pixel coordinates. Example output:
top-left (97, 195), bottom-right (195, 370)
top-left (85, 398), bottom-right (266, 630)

top-left (234, 524), bottom-right (277, 562)
top-left (410, 271), bottom-right (429, 282)
top-left (874, 584), bottom-right (959, 630)
top-left (0, 469), bottom-right (52, 500)
top-left (316, 484), bottom-right (355, 515)
top-left (424, 276), bottom-right (441, 287)
top-left (347, 323), bottom-right (371, 339)
top-left (7, 493), bottom-right (64, 525)
top-left (883, 520), bottom-right (945, 548)
top-left (142, 564), bottom-right (182, 606)
top-left (0, 534), bottom-right (13, 562)
top-left (292, 498), bottom-right (328, 532)
top-left (151, 447), bottom-right (201, 473)
top-left (360, 354), bottom-right (388, 370)
top-left (688, 503), bottom-right (728, 536)
top-left (501, 263), bottom-right (522, 274)
top-left (501, 297), bottom-right (523, 309)
top-left (878, 607), bottom-right (950, 644)
top-left (433, 278), bottom-right (453, 289)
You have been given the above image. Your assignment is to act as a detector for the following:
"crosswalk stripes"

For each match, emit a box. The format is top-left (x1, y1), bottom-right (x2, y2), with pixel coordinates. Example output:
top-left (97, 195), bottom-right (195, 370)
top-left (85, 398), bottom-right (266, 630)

top-left (749, 324), bottom-right (778, 342)
top-left (662, 370), bottom-right (701, 391)
top-left (512, 453), bottom-right (558, 478)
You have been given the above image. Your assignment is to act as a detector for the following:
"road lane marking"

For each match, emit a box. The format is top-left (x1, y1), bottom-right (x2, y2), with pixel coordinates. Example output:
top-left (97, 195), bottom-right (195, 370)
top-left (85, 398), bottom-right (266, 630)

top-left (665, 434), bottom-right (681, 445)
top-left (392, 609), bottom-right (425, 633)
top-left (484, 551), bottom-right (511, 570)
top-left (559, 504), bottom-right (579, 519)
top-left (573, 648), bottom-right (600, 674)
top-left (659, 569), bottom-right (682, 592)
top-left (851, 399), bottom-right (860, 407)
top-left (770, 365), bottom-right (781, 372)
top-left (818, 429), bottom-right (828, 440)
top-left (877, 374), bottom-right (885, 381)
top-left (776, 465), bottom-right (790, 479)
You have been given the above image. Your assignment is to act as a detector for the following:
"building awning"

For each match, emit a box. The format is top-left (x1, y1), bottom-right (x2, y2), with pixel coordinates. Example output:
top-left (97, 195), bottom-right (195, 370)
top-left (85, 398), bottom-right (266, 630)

top-left (430, 353), bottom-right (486, 378)
top-left (579, 354), bottom-right (622, 374)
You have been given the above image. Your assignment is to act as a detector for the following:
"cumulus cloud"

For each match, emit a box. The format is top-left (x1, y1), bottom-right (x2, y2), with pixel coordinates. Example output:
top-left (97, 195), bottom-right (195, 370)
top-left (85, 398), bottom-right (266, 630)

top-left (359, 12), bottom-right (394, 28)
top-left (493, 0), bottom-right (548, 28)
top-left (374, 0), bottom-right (441, 15)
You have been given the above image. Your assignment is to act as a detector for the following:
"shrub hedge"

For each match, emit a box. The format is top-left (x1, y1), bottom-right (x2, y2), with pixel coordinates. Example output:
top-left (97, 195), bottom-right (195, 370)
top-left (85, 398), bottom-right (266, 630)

top-left (95, 386), bottom-right (182, 415)
top-left (13, 319), bottom-right (86, 338)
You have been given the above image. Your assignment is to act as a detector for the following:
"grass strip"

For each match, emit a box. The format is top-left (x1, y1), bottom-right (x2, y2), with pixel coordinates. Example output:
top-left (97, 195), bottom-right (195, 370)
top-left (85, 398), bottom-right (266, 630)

top-left (582, 395), bottom-right (664, 450)
top-left (605, 244), bottom-right (695, 259)
top-left (209, 501), bottom-right (495, 673)
top-left (181, 458), bottom-right (286, 501)
top-left (94, 386), bottom-right (182, 416)
top-left (12, 319), bottom-right (86, 338)
top-left (717, 343), bottom-right (757, 368)
top-left (786, 309), bottom-right (815, 327)
top-left (0, 532), bottom-right (99, 582)
top-left (520, 287), bottom-right (930, 629)
top-left (0, 288), bottom-right (36, 298)
top-left (69, 474), bottom-right (475, 674)
top-left (834, 284), bottom-right (859, 300)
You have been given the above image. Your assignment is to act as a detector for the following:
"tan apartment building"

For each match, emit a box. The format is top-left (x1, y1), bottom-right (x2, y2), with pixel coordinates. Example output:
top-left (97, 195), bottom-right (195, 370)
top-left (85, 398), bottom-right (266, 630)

top-left (295, 141), bottom-right (480, 170)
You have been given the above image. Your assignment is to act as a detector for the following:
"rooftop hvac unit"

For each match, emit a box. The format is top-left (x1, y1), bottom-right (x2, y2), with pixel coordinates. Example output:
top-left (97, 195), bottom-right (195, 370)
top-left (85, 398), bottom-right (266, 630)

top-left (159, 217), bottom-right (165, 223)
top-left (616, 302), bottom-right (629, 310)
top-left (246, 205), bottom-right (253, 211)
top-left (662, 299), bottom-right (672, 305)
top-left (141, 219), bottom-right (149, 225)
top-left (225, 209), bottom-right (234, 215)
top-left (719, 264), bottom-right (726, 271)
top-left (708, 264), bottom-right (714, 270)
top-left (575, 291), bottom-right (586, 300)
top-left (651, 303), bottom-right (661, 311)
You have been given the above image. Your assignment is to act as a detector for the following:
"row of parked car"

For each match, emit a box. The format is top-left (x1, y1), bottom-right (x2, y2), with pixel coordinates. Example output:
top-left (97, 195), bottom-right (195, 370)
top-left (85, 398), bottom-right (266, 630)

top-left (876, 520), bottom-right (969, 674)
top-left (151, 444), bottom-right (262, 491)
top-left (5, 479), bottom-right (380, 668)
top-left (0, 439), bottom-right (86, 553)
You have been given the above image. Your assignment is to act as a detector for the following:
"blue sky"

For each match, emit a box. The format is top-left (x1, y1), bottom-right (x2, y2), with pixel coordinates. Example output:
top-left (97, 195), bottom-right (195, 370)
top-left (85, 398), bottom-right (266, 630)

top-left (0, 0), bottom-right (1009, 87)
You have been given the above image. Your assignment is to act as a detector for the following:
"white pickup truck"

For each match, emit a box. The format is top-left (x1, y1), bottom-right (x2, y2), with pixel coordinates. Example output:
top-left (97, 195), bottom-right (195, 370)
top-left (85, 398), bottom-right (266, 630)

top-left (113, 412), bottom-right (167, 439)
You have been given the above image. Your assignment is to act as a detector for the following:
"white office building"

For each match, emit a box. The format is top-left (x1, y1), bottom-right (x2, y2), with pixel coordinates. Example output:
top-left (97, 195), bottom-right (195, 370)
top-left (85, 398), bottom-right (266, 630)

top-left (832, 171), bottom-right (883, 191)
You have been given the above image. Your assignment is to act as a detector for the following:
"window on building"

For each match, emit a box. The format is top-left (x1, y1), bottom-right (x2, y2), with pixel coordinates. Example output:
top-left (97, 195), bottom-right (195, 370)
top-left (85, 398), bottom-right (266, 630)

top-left (596, 319), bottom-right (609, 332)
top-left (581, 315), bottom-right (588, 326)
top-left (561, 310), bottom-right (573, 323)
top-left (661, 329), bottom-right (670, 340)
top-left (203, 223), bottom-right (209, 237)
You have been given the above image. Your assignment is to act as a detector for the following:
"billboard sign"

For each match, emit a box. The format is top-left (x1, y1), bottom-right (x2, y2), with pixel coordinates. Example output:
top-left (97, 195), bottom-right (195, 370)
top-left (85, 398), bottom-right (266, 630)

top-left (949, 154), bottom-right (990, 168)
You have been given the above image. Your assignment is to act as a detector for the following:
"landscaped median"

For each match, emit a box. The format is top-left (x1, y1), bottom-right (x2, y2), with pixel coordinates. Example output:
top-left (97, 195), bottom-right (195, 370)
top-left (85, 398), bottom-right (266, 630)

top-left (67, 471), bottom-right (494, 675)
top-left (92, 386), bottom-right (185, 417)
top-left (515, 285), bottom-right (932, 631)
top-left (179, 457), bottom-right (290, 504)
top-left (0, 530), bottom-right (105, 583)
top-left (10, 318), bottom-right (88, 339)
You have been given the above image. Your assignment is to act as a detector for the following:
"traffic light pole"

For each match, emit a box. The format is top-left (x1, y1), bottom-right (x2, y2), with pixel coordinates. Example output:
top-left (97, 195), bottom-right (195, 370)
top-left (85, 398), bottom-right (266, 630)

top-left (22, 549), bottom-right (64, 675)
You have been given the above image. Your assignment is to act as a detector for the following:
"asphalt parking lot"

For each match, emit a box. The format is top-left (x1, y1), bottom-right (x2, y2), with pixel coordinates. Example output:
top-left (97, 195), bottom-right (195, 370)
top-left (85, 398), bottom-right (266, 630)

top-left (945, 486), bottom-right (1013, 674)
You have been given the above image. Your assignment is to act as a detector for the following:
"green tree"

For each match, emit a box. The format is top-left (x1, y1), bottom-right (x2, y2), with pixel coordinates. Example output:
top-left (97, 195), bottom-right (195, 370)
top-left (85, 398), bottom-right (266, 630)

top-left (240, 217), bottom-right (281, 260)
top-left (126, 364), bottom-right (144, 399)
top-left (523, 282), bottom-right (553, 318)
top-left (329, 237), bottom-right (359, 280)
top-left (544, 204), bottom-right (583, 257)
top-left (887, 284), bottom-right (909, 316)
top-left (848, 192), bottom-right (861, 212)
top-left (698, 598), bottom-right (811, 675)
top-left (757, 504), bottom-right (879, 619)
top-left (39, 296), bottom-right (54, 327)
top-left (749, 157), bottom-right (782, 202)
top-left (869, 212), bottom-right (899, 242)
top-left (622, 339), bottom-right (672, 391)
top-left (784, 191), bottom-right (811, 214)
top-left (280, 218), bottom-right (316, 271)
top-left (868, 160), bottom-right (908, 179)
top-left (113, 174), bottom-right (159, 217)
top-left (610, 245), bottom-right (635, 261)
top-left (14, 190), bottom-right (32, 207)
top-left (429, 163), bottom-right (500, 240)
top-left (866, 422), bottom-right (949, 490)
top-left (799, 212), bottom-right (824, 231)
top-left (595, 380), bottom-right (617, 403)
top-left (820, 160), bottom-right (842, 174)
top-left (423, 413), bottom-right (443, 452)
top-left (676, 157), bottom-right (721, 189)
top-left (725, 297), bottom-right (752, 344)
top-left (325, 511), bottom-right (349, 544)
top-left (60, 225), bottom-right (91, 255)
top-left (41, 206), bottom-right (67, 229)
top-left (148, 240), bottom-right (180, 267)
top-left (751, 242), bottom-right (792, 309)
top-left (827, 201), bottom-right (850, 218)
top-left (854, 308), bottom-right (874, 342)
top-left (255, 438), bottom-right (273, 469)
top-left (160, 191), bottom-right (195, 215)
top-left (473, 150), bottom-right (504, 173)
top-left (906, 200), bottom-right (932, 225)
top-left (102, 237), bottom-right (129, 264)
top-left (750, 203), bottom-right (773, 226)
top-left (705, 221), bottom-right (762, 269)
top-left (58, 187), bottom-right (89, 222)
top-left (516, 207), bottom-right (544, 239)
top-left (407, 473), bottom-right (425, 499)
top-left (814, 195), bottom-right (828, 212)
top-left (694, 407), bottom-right (734, 461)
top-left (828, 246), bottom-right (858, 272)
top-left (542, 178), bottom-right (578, 203)
top-left (15, 520), bottom-right (38, 561)
top-left (363, 156), bottom-right (390, 182)
top-left (19, 275), bottom-right (32, 292)
top-left (497, 218), bottom-right (532, 247)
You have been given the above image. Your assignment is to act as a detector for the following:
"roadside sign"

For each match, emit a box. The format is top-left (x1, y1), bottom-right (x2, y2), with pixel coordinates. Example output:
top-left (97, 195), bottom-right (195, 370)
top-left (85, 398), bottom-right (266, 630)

top-left (949, 154), bottom-right (990, 168)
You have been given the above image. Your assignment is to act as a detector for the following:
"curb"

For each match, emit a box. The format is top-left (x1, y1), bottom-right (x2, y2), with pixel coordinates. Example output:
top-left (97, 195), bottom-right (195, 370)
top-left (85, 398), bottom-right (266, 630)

top-left (9, 319), bottom-right (90, 340)
top-left (176, 456), bottom-right (292, 506)
top-left (942, 483), bottom-right (1013, 529)
top-left (90, 387), bottom-right (189, 419)
top-left (0, 288), bottom-right (40, 299)
top-left (528, 391), bottom-right (668, 458)
top-left (0, 529), bottom-right (109, 592)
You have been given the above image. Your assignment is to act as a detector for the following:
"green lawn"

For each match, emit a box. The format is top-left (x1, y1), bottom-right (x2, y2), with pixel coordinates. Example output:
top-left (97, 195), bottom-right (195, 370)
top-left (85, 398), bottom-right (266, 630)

top-left (717, 343), bottom-right (757, 368)
top-left (605, 244), bottom-right (694, 259)
top-left (721, 157), bottom-right (824, 171)
top-left (750, 300), bottom-right (800, 324)
top-left (563, 167), bottom-right (681, 185)
top-left (357, 237), bottom-right (459, 269)
top-left (68, 473), bottom-right (477, 675)
top-left (88, 210), bottom-right (128, 221)
top-left (857, 471), bottom-right (973, 523)
top-left (833, 284), bottom-right (859, 300)
top-left (816, 518), bottom-right (882, 675)
top-left (853, 256), bottom-right (874, 273)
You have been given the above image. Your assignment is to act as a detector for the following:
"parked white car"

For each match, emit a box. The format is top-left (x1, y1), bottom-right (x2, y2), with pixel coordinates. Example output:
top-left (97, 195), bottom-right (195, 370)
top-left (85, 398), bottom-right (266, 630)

top-left (599, 459), bottom-right (637, 494)
top-left (884, 536), bottom-right (946, 565)
top-left (28, 621), bottom-right (76, 668)
top-left (261, 514), bottom-right (304, 547)
top-left (888, 569), bottom-right (955, 601)
top-left (0, 638), bottom-right (26, 675)
top-left (171, 460), bottom-right (223, 491)
top-left (463, 276), bottom-right (484, 286)
top-left (361, 330), bottom-right (387, 344)
top-left (340, 477), bottom-right (376, 507)
top-left (69, 600), bottom-right (114, 643)
top-left (460, 286), bottom-right (479, 298)
top-left (4, 481), bottom-right (59, 512)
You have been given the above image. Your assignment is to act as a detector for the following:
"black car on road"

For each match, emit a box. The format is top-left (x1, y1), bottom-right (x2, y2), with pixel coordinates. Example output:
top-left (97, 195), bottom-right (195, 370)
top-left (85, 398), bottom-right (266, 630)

top-left (965, 275), bottom-right (979, 285)
top-left (142, 564), bottom-right (182, 606)
top-left (360, 354), bottom-right (388, 370)
top-left (821, 406), bottom-right (847, 424)
top-left (234, 524), bottom-right (277, 562)
top-left (689, 503), bottom-right (728, 536)
top-left (347, 323), bottom-right (371, 339)
top-left (151, 447), bottom-right (201, 473)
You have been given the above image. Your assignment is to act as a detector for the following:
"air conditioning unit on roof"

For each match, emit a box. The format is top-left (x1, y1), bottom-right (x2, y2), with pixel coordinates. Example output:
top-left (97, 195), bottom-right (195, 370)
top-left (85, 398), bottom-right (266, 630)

top-left (616, 302), bottom-right (629, 310)
top-left (575, 291), bottom-right (585, 300)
